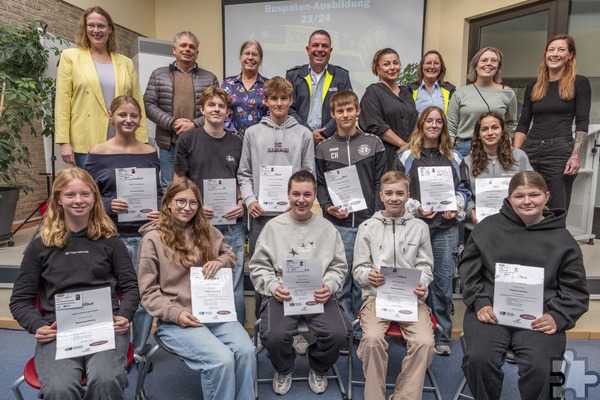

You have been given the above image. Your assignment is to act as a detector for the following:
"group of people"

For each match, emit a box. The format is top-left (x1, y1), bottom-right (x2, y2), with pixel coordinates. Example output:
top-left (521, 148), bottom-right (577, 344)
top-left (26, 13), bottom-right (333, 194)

top-left (8, 5), bottom-right (591, 400)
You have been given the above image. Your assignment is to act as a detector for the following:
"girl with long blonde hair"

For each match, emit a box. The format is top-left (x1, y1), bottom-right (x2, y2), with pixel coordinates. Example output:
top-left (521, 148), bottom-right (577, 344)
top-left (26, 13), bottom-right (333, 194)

top-left (396, 106), bottom-right (470, 356)
top-left (10, 167), bottom-right (139, 400)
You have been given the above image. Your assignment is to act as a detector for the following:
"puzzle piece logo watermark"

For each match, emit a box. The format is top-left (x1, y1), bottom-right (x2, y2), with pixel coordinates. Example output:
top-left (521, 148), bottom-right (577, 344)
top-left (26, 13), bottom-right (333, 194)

top-left (551, 349), bottom-right (600, 399)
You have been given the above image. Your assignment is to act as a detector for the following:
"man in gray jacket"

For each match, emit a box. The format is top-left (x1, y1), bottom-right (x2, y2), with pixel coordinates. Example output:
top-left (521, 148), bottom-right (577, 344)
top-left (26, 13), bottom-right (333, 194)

top-left (144, 31), bottom-right (218, 190)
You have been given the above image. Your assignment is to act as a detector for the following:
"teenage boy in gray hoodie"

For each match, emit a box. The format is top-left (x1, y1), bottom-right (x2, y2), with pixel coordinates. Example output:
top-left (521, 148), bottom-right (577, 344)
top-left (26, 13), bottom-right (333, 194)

top-left (238, 76), bottom-right (315, 353)
top-left (238, 76), bottom-right (315, 257)
top-left (353, 171), bottom-right (435, 400)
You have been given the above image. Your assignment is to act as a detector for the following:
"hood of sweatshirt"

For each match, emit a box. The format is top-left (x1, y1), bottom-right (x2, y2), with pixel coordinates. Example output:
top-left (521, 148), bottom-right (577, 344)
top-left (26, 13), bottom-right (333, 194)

top-left (139, 220), bottom-right (159, 236)
top-left (258, 115), bottom-right (299, 130)
top-left (499, 198), bottom-right (567, 231)
top-left (370, 210), bottom-right (417, 257)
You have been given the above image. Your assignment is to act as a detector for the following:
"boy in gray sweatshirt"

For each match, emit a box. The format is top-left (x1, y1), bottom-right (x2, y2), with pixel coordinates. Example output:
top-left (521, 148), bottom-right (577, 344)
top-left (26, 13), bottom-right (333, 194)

top-left (250, 170), bottom-right (350, 396)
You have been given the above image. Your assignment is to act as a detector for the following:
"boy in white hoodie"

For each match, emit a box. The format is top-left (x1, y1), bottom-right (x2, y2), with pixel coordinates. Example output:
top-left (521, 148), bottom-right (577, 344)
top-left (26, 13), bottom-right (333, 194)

top-left (352, 171), bottom-right (435, 400)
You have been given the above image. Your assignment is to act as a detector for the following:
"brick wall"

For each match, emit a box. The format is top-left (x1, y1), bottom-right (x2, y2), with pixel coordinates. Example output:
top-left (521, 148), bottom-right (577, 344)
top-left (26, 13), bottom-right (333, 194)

top-left (1, 0), bottom-right (144, 222)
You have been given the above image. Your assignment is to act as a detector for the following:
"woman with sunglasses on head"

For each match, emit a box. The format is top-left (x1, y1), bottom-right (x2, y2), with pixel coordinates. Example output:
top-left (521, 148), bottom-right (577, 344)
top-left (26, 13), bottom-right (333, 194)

top-left (55, 6), bottom-right (147, 168)
top-left (10, 168), bottom-right (139, 399)
top-left (137, 177), bottom-right (255, 400)
top-left (513, 34), bottom-right (591, 211)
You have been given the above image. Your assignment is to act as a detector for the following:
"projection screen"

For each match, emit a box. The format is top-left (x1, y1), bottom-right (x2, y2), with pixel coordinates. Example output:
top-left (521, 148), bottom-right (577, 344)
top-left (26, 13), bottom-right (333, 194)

top-left (223, 0), bottom-right (426, 98)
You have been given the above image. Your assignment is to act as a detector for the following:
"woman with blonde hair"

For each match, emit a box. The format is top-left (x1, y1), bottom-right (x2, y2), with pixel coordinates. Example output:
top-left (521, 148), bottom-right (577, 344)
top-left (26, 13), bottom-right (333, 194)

top-left (10, 167), bottom-right (139, 399)
top-left (395, 106), bottom-right (470, 356)
top-left (138, 177), bottom-right (255, 400)
top-left (514, 34), bottom-right (591, 211)
top-left (446, 47), bottom-right (517, 157)
top-left (55, 6), bottom-right (147, 167)
top-left (86, 95), bottom-right (161, 357)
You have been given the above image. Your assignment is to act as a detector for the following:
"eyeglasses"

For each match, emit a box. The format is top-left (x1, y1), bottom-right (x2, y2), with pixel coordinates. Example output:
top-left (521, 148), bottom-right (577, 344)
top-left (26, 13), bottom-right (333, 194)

top-left (86, 23), bottom-right (109, 31)
top-left (242, 51), bottom-right (260, 58)
top-left (424, 119), bottom-right (444, 126)
top-left (174, 198), bottom-right (200, 209)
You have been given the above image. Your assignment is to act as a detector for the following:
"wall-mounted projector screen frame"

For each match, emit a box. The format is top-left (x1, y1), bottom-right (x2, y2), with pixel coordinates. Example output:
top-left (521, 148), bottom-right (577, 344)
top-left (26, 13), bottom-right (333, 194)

top-left (222, 0), bottom-right (426, 98)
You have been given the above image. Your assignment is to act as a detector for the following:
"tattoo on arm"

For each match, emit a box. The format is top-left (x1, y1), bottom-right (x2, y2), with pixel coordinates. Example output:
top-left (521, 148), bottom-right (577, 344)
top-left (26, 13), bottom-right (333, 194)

top-left (572, 131), bottom-right (587, 156)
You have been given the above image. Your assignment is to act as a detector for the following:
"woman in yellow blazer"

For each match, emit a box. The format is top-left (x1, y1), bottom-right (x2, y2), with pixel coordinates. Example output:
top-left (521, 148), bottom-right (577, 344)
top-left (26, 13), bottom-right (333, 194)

top-left (55, 6), bottom-right (147, 167)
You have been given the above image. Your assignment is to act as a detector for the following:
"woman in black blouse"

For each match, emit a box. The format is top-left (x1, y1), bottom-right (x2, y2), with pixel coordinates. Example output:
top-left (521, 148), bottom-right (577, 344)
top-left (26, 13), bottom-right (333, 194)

top-left (359, 48), bottom-right (418, 171)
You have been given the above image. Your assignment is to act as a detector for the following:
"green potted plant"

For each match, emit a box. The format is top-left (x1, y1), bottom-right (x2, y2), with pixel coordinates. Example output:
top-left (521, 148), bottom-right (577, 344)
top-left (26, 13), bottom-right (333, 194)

top-left (396, 62), bottom-right (418, 87)
top-left (0, 20), bottom-right (60, 244)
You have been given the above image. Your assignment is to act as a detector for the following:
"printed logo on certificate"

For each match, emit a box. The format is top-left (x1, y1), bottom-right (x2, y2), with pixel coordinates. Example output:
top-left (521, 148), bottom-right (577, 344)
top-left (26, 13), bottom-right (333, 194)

top-left (324, 165), bottom-right (367, 213)
top-left (55, 287), bottom-right (115, 360)
top-left (417, 166), bottom-right (456, 211)
top-left (258, 165), bottom-right (293, 213)
top-left (190, 267), bottom-right (237, 323)
top-left (493, 263), bottom-right (544, 329)
top-left (375, 267), bottom-right (422, 322)
top-left (282, 259), bottom-right (324, 316)
top-left (475, 177), bottom-right (511, 222)
top-left (115, 167), bottom-right (158, 222)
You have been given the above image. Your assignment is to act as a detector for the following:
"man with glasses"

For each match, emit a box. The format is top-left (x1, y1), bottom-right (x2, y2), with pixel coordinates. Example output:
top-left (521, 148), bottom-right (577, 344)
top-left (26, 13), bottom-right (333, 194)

top-left (173, 86), bottom-right (246, 325)
top-left (144, 31), bottom-right (218, 191)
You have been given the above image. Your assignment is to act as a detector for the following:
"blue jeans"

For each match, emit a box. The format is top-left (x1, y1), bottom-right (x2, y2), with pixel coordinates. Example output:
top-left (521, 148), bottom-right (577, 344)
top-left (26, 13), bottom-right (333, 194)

top-left (157, 320), bottom-right (255, 400)
top-left (74, 153), bottom-right (87, 168)
top-left (159, 144), bottom-right (175, 191)
top-left (454, 139), bottom-right (471, 158)
top-left (121, 236), bottom-right (154, 355)
top-left (335, 225), bottom-right (362, 339)
top-left (215, 218), bottom-right (247, 326)
top-left (427, 224), bottom-right (459, 345)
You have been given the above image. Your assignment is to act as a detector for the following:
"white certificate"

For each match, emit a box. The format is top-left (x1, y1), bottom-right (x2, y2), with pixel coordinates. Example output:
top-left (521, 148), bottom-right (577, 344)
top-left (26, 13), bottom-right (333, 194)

top-left (324, 165), bottom-right (367, 213)
top-left (55, 287), bottom-right (115, 360)
top-left (190, 267), bottom-right (237, 323)
top-left (282, 259), bottom-right (324, 316)
top-left (417, 166), bottom-right (457, 211)
top-left (475, 177), bottom-right (511, 222)
top-left (493, 263), bottom-right (544, 329)
top-left (258, 165), bottom-right (293, 213)
top-left (204, 178), bottom-right (236, 226)
top-left (376, 267), bottom-right (422, 322)
top-left (115, 167), bottom-right (158, 222)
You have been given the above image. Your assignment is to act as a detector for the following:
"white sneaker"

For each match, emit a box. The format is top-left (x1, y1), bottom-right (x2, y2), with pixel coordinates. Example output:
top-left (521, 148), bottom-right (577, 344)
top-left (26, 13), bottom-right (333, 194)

top-left (272, 371), bottom-right (292, 395)
top-left (308, 369), bottom-right (328, 394)
top-left (435, 343), bottom-right (451, 356)
top-left (292, 334), bottom-right (308, 355)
